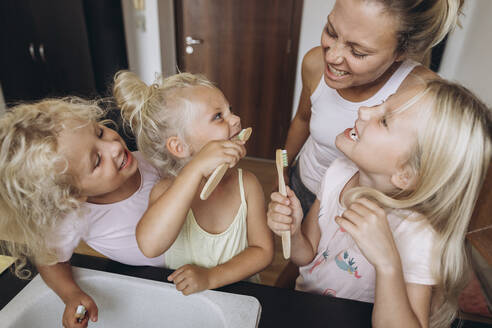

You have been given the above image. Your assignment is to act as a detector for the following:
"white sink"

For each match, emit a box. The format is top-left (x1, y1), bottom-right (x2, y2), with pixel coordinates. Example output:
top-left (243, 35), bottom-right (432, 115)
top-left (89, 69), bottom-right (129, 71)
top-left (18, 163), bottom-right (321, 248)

top-left (0, 267), bottom-right (261, 327)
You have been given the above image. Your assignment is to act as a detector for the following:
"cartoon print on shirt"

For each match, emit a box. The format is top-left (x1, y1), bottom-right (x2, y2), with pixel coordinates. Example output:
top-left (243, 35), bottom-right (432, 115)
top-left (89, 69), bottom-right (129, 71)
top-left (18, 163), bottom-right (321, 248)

top-left (309, 248), bottom-right (329, 274)
top-left (335, 250), bottom-right (362, 279)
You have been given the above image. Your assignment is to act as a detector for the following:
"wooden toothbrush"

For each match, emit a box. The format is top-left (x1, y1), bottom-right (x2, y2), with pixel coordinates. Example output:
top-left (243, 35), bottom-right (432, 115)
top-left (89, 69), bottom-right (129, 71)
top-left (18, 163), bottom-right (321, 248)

top-left (200, 127), bottom-right (252, 200)
top-left (275, 149), bottom-right (290, 259)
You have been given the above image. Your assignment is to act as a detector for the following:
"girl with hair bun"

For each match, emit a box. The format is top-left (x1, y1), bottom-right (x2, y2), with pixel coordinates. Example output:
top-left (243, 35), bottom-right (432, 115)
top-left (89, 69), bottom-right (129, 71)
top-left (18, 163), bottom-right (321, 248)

top-left (114, 71), bottom-right (274, 296)
top-left (268, 78), bottom-right (491, 328)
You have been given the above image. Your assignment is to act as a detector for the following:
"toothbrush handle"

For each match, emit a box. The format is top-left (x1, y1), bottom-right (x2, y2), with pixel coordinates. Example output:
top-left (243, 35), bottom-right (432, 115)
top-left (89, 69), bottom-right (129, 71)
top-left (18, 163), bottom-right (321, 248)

top-left (281, 231), bottom-right (291, 260)
top-left (277, 168), bottom-right (290, 259)
top-left (200, 163), bottom-right (228, 200)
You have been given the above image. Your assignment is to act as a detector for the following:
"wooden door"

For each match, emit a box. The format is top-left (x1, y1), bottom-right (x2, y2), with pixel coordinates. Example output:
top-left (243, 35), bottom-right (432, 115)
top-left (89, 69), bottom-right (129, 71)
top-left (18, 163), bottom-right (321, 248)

top-left (175, 0), bottom-right (303, 159)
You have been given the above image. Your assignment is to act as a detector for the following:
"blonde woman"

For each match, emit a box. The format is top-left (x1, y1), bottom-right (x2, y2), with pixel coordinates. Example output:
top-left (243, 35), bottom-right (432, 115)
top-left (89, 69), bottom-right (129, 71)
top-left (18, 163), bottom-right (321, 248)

top-left (279, 0), bottom-right (465, 287)
top-left (0, 98), bottom-right (244, 328)
top-left (268, 79), bottom-right (491, 328)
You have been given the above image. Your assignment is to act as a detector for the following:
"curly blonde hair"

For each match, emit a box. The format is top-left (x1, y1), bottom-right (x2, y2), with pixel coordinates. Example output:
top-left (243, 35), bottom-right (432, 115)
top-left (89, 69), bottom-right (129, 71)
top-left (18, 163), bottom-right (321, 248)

top-left (343, 79), bottom-right (491, 328)
top-left (0, 98), bottom-right (106, 278)
top-left (113, 70), bottom-right (215, 177)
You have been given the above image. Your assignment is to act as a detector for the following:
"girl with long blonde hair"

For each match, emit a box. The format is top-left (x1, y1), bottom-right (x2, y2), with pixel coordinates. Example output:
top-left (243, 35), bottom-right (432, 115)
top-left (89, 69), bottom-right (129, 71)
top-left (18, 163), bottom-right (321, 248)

top-left (268, 79), bottom-right (491, 328)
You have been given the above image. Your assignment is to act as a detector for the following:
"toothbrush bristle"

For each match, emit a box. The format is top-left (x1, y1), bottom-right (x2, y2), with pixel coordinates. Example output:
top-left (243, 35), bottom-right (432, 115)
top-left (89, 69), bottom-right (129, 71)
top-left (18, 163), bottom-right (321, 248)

top-left (282, 150), bottom-right (288, 167)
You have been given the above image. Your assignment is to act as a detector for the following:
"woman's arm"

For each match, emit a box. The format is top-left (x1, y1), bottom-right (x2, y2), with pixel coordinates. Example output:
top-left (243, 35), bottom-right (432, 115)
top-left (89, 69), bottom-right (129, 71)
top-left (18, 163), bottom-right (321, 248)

top-left (284, 47), bottom-right (324, 166)
top-left (37, 262), bottom-right (98, 328)
top-left (136, 140), bottom-right (246, 258)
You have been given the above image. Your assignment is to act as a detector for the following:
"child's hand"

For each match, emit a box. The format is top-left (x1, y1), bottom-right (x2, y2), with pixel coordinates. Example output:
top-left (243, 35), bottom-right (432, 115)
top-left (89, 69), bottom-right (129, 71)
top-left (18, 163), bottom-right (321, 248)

top-left (191, 140), bottom-right (246, 178)
top-left (168, 264), bottom-right (211, 295)
top-left (62, 290), bottom-right (98, 328)
top-left (267, 186), bottom-right (303, 237)
top-left (336, 198), bottom-right (401, 271)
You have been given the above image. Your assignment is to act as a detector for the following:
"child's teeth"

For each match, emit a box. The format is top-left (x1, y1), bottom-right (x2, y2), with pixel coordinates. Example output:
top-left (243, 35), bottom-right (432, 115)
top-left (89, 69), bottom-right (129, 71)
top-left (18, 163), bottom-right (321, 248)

top-left (350, 128), bottom-right (358, 141)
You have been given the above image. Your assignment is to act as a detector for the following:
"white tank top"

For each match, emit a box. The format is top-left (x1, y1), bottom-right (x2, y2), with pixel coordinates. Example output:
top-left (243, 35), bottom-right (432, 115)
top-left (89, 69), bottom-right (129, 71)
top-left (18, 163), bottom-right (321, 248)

top-left (298, 59), bottom-right (419, 194)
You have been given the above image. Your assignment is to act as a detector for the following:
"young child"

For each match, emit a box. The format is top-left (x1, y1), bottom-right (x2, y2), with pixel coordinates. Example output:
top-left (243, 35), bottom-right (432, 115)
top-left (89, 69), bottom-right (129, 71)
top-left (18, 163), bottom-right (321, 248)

top-left (267, 79), bottom-right (491, 328)
top-left (113, 71), bottom-right (274, 295)
top-left (0, 98), bottom-right (244, 328)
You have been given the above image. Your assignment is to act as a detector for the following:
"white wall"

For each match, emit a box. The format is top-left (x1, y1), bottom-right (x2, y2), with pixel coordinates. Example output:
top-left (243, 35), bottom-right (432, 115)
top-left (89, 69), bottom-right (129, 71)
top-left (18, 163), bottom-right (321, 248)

top-left (291, 0), bottom-right (335, 118)
top-left (121, 0), bottom-right (163, 85)
top-left (438, 0), bottom-right (492, 107)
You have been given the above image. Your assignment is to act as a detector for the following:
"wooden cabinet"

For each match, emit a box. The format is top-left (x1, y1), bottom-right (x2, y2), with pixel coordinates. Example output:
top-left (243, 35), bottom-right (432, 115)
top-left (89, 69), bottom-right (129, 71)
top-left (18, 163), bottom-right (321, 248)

top-left (0, 0), bottom-right (127, 105)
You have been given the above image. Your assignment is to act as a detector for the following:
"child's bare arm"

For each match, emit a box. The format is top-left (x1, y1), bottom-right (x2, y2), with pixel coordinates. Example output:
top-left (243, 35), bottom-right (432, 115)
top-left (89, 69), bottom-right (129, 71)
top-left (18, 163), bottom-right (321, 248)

top-left (136, 165), bottom-right (203, 258)
top-left (136, 140), bottom-right (246, 258)
top-left (168, 171), bottom-right (274, 294)
top-left (37, 262), bottom-right (98, 328)
top-left (337, 198), bottom-right (432, 328)
top-left (291, 198), bottom-right (321, 265)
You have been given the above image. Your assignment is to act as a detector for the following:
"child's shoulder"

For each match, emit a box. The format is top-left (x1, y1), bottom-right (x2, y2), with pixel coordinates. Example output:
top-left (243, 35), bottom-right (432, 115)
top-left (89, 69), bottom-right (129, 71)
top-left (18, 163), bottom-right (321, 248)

top-left (239, 169), bottom-right (263, 198)
top-left (149, 178), bottom-right (174, 204)
top-left (224, 168), bottom-right (263, 197)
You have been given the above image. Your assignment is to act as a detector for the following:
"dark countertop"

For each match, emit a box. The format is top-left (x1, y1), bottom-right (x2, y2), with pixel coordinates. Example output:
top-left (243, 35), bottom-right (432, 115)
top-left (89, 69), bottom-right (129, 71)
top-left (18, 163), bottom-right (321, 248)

top-left (1, 254), bottom-right (373, 328)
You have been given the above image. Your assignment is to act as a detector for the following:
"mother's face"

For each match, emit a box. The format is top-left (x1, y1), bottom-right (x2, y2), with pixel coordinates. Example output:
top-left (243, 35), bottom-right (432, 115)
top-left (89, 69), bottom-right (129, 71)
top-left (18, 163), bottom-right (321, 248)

top-left (321, 0), bottom-right (403, 90)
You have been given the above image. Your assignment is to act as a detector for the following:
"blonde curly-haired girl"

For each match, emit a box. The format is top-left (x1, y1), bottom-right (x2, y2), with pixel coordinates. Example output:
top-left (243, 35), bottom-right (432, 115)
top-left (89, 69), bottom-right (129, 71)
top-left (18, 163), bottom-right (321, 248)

top-left (0, 96), bottom-right (225, 328)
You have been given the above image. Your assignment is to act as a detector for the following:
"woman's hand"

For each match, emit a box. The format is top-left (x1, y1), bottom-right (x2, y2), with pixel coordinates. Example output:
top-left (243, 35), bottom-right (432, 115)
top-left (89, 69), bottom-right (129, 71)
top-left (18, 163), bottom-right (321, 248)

top-left (336, 198), bottom-right (401, 271)
top-left (168, 264), bottom-right (211, 295)
top-left (190, 140), bottom-right (246, 179)
top-left (267, 186), bottom-right (304, 238)
top-left (62, 290), bottom-right (98, 328)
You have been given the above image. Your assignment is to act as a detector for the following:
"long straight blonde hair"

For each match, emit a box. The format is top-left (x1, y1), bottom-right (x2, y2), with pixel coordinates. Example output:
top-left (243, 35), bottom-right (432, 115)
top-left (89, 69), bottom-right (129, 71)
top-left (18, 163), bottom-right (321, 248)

top-left (343, 79), bottom-right (491, 328)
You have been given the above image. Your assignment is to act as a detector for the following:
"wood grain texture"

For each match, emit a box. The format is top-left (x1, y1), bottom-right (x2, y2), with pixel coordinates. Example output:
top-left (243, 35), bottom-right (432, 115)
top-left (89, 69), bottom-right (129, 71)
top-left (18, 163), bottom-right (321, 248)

top-left (175, 0), bottom-right (303, 159)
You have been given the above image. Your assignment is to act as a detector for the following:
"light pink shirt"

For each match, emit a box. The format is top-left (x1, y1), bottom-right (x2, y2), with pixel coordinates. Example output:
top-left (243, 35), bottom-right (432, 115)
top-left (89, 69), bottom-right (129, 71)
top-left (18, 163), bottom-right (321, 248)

top-left (296, 158), bottom-right (437, 303)
top-left (51, 152), bottom-right (166, 267)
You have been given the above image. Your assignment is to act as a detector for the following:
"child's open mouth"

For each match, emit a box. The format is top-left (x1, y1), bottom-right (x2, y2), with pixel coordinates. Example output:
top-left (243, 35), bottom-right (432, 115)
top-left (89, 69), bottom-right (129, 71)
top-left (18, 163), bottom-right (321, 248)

top-left (120, 149), bottom-right (132, 170)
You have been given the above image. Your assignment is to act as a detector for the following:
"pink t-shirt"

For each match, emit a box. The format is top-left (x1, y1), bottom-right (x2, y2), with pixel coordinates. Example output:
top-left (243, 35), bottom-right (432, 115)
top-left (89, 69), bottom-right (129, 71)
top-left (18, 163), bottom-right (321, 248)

top-left (296, 158), bottom-right (437, 303)
top-left (51, 151), bottom-right (166, 267)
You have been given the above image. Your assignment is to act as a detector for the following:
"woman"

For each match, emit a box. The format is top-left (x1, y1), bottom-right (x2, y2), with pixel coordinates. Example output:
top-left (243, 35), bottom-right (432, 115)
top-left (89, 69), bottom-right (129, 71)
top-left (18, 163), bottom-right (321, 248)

top-left (279, 0), bottom-right (463, 287)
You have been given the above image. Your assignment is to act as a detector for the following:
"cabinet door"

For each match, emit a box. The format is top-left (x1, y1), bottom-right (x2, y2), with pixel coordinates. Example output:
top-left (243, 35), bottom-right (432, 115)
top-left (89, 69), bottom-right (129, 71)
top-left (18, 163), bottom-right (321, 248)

top-left (0, 0), bottom-right (48, 103)
top-left (29, 0), bottom-right (97, 98)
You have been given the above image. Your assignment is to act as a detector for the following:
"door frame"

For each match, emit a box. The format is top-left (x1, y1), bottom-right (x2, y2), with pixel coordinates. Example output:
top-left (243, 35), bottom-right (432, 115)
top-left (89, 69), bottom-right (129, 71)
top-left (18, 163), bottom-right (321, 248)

top-left (157, 0), bottom-right (178, 77)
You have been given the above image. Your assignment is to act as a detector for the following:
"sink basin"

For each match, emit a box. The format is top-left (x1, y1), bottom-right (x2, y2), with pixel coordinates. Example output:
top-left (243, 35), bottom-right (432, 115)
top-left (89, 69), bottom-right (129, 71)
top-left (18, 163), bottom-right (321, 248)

top-left (0, 267), bottom-right (261, 327)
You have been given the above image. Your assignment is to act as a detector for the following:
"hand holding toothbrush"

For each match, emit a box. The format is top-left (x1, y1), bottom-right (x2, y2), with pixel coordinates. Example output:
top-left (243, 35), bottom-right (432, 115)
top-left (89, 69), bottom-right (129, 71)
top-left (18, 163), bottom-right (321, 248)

top-left (62, 290), bottom-right (98, 328)
top-left (190, 139), bottom-right (247, 180)
top-left (267, 186), bottom-right (304, 249)
top-left (200, 128), bottom-right (252, 200)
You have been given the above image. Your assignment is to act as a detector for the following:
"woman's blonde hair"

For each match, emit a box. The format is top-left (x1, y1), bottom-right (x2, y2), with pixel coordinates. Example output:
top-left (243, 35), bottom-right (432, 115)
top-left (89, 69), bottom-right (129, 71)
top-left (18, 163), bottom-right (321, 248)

top-left (0, 98), bottom-right (106, 278)
top-left (113, 70), bottom-right (215, 177)
top-left (343, 79), bottom-right (491, 328)
top-left (375, 0), bottom-right (464, 61)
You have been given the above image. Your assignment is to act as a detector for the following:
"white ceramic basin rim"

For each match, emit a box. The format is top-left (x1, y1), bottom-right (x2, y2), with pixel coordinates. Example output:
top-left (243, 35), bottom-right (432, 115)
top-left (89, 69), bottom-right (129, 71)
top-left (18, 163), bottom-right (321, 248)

top-left (0, 266), bottom-right (261, 327)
